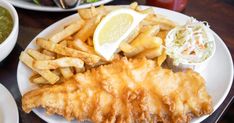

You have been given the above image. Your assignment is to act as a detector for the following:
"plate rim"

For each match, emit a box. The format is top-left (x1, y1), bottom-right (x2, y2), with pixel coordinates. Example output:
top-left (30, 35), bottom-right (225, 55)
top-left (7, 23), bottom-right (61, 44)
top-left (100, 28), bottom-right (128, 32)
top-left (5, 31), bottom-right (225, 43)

top-left (16, 5), bottom-right (234, 123)
top-left (8, 0), bottom-right (113, 12)
top-left (0, 84), bottom-right (19, 123)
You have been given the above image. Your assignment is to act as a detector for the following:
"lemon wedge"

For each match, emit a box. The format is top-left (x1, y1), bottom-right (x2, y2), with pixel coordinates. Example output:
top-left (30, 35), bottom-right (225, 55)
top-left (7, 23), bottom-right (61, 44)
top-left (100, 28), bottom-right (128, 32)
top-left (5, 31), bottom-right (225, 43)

top-left (93, 8), bottom-right (146, 60)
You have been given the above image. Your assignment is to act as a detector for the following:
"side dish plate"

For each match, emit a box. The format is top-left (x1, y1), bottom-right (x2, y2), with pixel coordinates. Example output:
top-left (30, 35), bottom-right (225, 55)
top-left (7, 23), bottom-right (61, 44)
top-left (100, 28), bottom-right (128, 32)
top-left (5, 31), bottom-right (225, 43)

top-left (8, 0), bottom-right (113, 12)
top-left (17, 6), bottom-right (233, 123)
top-left (0, 84), bottom-right (19, 123)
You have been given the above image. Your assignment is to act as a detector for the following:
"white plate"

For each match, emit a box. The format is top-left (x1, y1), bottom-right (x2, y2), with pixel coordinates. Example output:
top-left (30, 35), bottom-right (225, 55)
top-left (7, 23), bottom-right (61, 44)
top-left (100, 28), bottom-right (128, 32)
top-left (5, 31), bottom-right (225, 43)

top-left (7, 0), bottom-right (113, 12)
top-left (0, 84), bottom-right (19, 123)
top-left (17, 6), bottom-right (234, 123)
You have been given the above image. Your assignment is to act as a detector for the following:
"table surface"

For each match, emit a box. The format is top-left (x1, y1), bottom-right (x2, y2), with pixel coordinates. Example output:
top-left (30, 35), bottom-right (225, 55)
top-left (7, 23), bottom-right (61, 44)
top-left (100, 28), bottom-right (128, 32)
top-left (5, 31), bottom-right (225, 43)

top-left (0, 0), bottom-right (233, 123)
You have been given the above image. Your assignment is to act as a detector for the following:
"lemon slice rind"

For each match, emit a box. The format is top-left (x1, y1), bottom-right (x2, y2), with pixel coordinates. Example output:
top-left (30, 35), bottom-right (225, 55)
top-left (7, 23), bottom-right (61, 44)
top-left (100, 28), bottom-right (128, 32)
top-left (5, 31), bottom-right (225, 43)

top-left (93, 8), bottom-right (146, 60)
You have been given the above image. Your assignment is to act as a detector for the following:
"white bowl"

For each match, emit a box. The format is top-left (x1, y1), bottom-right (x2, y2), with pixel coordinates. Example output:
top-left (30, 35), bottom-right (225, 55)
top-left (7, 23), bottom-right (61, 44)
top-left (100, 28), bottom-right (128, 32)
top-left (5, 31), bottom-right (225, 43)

top-left (165, 26), bottom-right (216, 72)
top-left (0, 0), bottom-right (19, 62)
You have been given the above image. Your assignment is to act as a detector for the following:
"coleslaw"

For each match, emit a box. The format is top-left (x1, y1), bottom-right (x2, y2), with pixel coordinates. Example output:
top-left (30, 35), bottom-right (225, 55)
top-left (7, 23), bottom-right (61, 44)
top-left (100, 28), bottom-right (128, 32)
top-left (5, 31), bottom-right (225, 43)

top-left (165, 18), bottom-right (215, 66)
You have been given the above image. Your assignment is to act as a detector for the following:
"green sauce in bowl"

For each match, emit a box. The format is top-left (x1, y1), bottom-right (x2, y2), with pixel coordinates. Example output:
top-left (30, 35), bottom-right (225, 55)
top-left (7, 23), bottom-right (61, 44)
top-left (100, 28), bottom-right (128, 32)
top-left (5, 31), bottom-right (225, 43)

top-left (0, 6), bottom-right (13, 44)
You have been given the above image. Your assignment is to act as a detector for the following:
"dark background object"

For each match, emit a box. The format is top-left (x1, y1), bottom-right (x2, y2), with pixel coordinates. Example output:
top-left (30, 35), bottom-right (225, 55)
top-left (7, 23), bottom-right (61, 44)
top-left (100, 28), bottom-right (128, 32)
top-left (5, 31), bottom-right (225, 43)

top-left (145, 0), bottom-right (188, 12)
top-left (33, 0), bottom-right (55, 6)
top-left (218, 97), bottom-right (234, 123)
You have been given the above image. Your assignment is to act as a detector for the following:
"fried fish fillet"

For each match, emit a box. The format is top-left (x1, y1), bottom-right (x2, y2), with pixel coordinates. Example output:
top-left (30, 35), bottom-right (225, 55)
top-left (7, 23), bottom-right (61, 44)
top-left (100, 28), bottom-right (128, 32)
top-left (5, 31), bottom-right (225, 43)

top-left (22, 58), bottom-right (212, 123)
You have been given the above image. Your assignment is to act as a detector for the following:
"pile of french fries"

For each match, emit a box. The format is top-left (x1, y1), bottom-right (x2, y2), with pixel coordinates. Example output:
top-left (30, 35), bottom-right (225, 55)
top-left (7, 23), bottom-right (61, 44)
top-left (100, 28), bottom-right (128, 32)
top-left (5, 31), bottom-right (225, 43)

top-left (19, 2), bottom-right (176, 84)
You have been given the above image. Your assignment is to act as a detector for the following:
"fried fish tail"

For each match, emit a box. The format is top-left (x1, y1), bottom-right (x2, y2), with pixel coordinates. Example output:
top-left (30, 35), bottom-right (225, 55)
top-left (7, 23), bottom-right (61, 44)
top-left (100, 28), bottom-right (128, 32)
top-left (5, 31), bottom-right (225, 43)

top-left (162, 71), bottom-right (213, 122)
top-left (22, 80), bottom-right (80, 120)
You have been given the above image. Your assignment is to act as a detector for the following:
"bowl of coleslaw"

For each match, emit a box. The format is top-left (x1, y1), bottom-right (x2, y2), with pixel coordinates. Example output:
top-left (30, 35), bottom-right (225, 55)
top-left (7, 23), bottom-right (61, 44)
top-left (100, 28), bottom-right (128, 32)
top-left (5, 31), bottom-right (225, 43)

top-left (165, 18), bottom-right (216, 72)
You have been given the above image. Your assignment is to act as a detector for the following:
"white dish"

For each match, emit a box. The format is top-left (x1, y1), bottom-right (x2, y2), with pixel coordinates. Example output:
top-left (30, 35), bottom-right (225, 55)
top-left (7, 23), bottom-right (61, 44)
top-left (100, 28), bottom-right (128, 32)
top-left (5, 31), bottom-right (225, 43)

top-left (17, 5), bottom-right (233, 123)
top-left (8, 0), bottom-right (113, 12)
top-left (0, 0), bottom-right (19, 62)
top-left (165, 24), bottom-right (216, 72)
top-left (0, 84), bottom-right (19, 123)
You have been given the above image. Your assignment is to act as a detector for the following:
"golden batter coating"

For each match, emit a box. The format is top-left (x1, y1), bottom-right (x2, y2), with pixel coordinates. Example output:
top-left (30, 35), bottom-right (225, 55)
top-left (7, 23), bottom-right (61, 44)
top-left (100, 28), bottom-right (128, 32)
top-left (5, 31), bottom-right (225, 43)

top-left (22, 58), bottom-right (212, 123)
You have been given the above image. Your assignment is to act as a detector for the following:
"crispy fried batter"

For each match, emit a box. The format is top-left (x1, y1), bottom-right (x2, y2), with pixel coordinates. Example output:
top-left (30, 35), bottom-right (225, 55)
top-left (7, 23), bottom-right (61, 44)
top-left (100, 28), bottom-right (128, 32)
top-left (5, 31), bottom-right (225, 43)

top-left (22, 58), bottom-right (212, 123)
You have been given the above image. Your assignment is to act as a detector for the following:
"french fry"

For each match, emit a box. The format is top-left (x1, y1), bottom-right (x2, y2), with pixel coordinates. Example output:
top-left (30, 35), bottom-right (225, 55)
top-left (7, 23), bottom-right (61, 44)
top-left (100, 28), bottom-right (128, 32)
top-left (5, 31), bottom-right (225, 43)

top-left (19, 52), bottom-right (60, 84)
top-left (42, 50), bottom-right (56, 57)
top-left (75, 67), bottom-right (86, 73)
top-left (74, 15), bottom-right (102, 42)
top-left (139, 25), bottom-right (154, 33)
top-left (30, 72), bottom-right (37, 77)
top-left (157, 49), bottom-right (167, 66)
top-left (87, 37), bottom-right (94, 46)
top-left (71, 39), bottom-right (96, 54)
top-left (157, 30), bottom-right (168, 40)
top-left (79, 6), bottom-right (98, 20)
top-left (136, 6), bottom-right (142, 12)
top-left (120, 26), bottom-right (161, 57)
top-left (143, 25), bottom-right (160, 36)
top-left (27, 49), bottom-right (55, 60)
top-left (58, 40), bottom-right (68, 46)
top-left (145, 15), bottom-right (176, 30)
top-left (49, 19), bottom-right (85, 43)
top-left (139, 7), bottom-right (154, 15)
top-left (78, 5), bottom-right (120, 20)
top-left (126, 26), bottom-right (140, 43)
top-left (130, 2), bottom-right (138, 10)
top-left (29, 73), bottom-right (47, 84)
top-left (67, 40), bottom-right (75, 49)
top-left (52, 69), bottom-right (62, 76)
top-left (28, 47), bottom-right (65, 83)
top-left (136, 46), bottom-right (163, 59)
top-left (120, 42), bottom-right (133, 53)
top-left (29, 73), bottom-right (48, 84)
top-left (78, 6), bottom-right (97, 20)
top-left (33, 57), bottom-right (84, 70)
top-left (29, 73), bottom-right (40, 81)
top-left (32, 76), bottom-right (47, 84)
top-left (64, 36), bottom-right (74, 40)
top-left (30, 69), bottom-right (63, 84)
top-left (139, 24), bottom-right (161, 36)
top-left (36, 38), bottom-right (101, 65)
top-left (115, 26), bottom-right (140, 53)
top-left (59, 67), bottom-right (74, 79)
top-left (21, 4), bottom-right (174, 87)
top-left (58, 41), bottom-right (74, 79)
top-left (159, 24), bottom-right (173, 31)
top-left (123, 36), bottom-right (162, 57)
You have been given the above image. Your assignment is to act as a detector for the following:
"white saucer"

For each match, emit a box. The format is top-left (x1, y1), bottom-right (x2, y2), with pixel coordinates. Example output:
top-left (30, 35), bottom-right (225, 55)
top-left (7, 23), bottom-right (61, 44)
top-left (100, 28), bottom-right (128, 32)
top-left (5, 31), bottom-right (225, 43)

top-left (0, 84), bottom-right (19, 123)
top-left (8, 0), bottom-right (113, 12)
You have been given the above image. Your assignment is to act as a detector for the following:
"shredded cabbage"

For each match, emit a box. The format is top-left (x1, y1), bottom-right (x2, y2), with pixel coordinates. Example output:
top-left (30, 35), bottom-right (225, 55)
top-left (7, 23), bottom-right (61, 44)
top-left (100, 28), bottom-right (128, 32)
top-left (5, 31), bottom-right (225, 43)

top-left (166, 18), bottom-right (215, 65)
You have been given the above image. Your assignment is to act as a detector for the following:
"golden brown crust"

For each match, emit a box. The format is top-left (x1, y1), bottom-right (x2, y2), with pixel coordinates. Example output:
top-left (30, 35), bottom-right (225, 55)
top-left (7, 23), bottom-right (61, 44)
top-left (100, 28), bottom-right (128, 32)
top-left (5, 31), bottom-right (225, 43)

top-left (22, 58), bottom-right (212, 123)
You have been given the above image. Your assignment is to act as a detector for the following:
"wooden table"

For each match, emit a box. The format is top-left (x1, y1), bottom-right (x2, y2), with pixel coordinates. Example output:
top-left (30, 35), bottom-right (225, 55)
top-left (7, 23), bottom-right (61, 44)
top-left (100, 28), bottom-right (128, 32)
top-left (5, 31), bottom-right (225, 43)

top-left (0, 0), bottom-right (233, 122)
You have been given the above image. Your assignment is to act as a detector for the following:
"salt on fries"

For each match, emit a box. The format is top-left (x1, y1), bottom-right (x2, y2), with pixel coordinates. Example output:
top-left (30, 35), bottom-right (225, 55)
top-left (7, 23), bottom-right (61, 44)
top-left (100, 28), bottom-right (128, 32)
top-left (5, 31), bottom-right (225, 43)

top-left (19, 2), bottom-right (175, 84)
